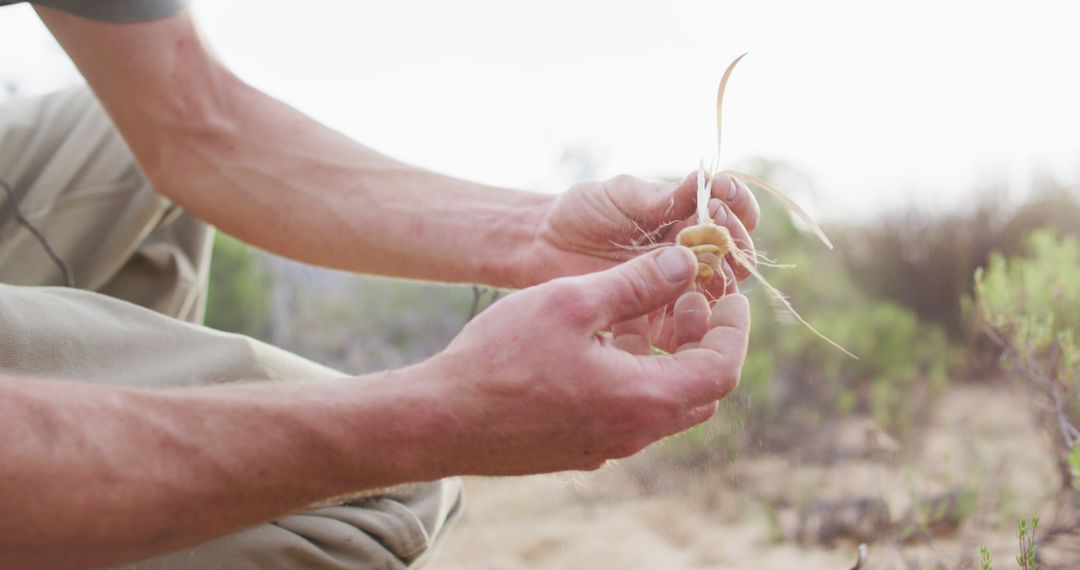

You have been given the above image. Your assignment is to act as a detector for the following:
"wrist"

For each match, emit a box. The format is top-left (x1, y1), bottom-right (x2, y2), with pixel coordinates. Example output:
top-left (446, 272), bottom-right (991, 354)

top-left (330, 363), bottom-right (458, 487)
top-left (501, 193), bottom-right (561, 289)
top-left (482, 192), bottom-right (553, 289)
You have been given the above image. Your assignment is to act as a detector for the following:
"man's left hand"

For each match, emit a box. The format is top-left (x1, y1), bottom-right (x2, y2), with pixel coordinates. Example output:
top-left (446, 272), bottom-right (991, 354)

top-left (522, 171), bottom-right (760, 352)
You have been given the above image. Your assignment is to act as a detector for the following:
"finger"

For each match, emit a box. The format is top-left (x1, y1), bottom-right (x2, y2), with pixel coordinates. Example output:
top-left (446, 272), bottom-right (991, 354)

top-left (565, 245), bottom-right (696, 331)
top-left (713, 201), bottom-right (756, 281)
top-left (673, 292), bottom-right (710, 350)
top-left (707, 292), bottom-right (750, 332)
top-left (642, 293), bottom-right (750, 407)
top-left (654, 171), bottom-right (701, 224)
top-left (660, 401), bottom-right (719, 438)
top-left (648, 305), bottom-right (676, 352)
top-left (695, 294), bottom-right (751, 392)
top-left (612, 315), bottom-right (652, 355)
top-left (722, 261), bottom-right (738, 296)
top-left (712, 172), bottom-right (760, 232)
top-left (699, 256), bottom-right (739, 303)
top-left (608, 171), bottom-right (697, 228)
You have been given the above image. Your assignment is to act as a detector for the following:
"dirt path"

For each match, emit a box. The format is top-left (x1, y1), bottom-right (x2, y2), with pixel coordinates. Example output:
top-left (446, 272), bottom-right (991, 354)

top-left (435, 383), bottom-right (1061, 569)
top-left (437, 474), bottom-right (857, 569)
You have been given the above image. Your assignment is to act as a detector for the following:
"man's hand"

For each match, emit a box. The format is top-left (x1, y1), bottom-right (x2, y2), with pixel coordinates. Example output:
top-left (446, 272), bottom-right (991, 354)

top-left (421, 245), bottom-right (751, 476)
top-left (516, 171), bottom-right (759, 351)
top-left (0, 249), bottom-right (744, 569)
top-left (528, 171), bottom-right (760, 285)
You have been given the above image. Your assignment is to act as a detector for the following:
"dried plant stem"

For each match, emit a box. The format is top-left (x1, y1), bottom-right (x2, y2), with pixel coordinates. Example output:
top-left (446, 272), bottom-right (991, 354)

top-left (697, 159), bottom-right (712, 226)
top-left (712, 52), bottom-right (749, 178)
top-left (678, 53), bottom-right (854, 358)
top-left (723, 169), bottom-right (834, 250)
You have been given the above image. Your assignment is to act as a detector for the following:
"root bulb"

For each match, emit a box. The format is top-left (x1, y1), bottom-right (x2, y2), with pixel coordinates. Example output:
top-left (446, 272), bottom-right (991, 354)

top-left (676, 222), bottom-right (733, 285)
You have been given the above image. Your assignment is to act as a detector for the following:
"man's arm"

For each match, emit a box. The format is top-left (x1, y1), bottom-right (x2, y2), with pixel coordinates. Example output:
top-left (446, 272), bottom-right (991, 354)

top-left (36, 6), bottom-right (761, 294)
top-left (36, 6), bottom-right (548, 288)
top-left (0, 369), bottom-right (440, 569)
top-left (0, 248), bottom-right (749, 569)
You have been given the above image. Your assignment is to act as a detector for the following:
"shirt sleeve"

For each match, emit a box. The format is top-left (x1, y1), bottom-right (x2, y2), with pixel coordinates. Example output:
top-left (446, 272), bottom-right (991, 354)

top-left (28, 0), bottom-right (189, 22)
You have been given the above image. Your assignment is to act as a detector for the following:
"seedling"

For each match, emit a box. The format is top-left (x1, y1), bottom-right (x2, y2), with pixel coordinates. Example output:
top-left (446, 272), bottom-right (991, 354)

top-left (676, 53), bottom-right (856, 359)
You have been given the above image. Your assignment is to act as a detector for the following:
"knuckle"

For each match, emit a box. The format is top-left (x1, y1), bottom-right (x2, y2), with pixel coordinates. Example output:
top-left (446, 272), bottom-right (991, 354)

top-left (612, 264), bottom-right (656, 311)
top-left (542, 280), bottom-right (595, 327)
top-left (608, 173), bottom-right (636, 188)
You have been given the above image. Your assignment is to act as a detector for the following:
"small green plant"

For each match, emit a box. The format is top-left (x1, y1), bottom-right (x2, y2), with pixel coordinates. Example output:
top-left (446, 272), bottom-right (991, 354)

top-left (980, 545), bottom-right (992, 570)
top-left (978, 517), bottom-right (1039, 570)
top-left (1017, 517), bottom-right (1039, 570)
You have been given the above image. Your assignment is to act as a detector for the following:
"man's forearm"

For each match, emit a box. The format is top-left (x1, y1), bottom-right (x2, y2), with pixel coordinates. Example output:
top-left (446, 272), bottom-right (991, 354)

top-left (143, 76), bottom-right (550, 287)
top-left (39, 7), bottom-right (550, 288)
top-left (0, 370), bottom-right (449, 569)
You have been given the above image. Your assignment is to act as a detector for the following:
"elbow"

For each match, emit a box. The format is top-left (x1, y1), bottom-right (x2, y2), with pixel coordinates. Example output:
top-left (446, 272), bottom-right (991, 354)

top-left (129, 48), bottom-right (246, 199)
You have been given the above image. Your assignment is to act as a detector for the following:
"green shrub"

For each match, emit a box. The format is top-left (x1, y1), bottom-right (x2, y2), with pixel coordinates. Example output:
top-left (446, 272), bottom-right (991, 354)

top-left (842, 186), bottom-right (1080, 340)
top-left (205, 232), bottom-right (272, 337)
top-left (974, 231), bottom-right (1080, 500)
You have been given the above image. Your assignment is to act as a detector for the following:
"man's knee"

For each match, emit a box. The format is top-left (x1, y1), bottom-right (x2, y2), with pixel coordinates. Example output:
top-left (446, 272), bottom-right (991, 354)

top-left (115, 479), bottom-right (464, 570)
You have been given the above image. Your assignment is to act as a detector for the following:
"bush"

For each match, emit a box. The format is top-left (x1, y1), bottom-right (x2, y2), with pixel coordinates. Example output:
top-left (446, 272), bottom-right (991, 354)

top-left (842, 186), bottom-right (1080, 341)
top-left (974, 231), bottom-right (1080, 504)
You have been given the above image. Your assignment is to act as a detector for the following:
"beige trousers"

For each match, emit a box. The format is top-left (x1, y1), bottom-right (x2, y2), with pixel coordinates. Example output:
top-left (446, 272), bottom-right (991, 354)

top-left (0, 88), bottom-right (461, 569)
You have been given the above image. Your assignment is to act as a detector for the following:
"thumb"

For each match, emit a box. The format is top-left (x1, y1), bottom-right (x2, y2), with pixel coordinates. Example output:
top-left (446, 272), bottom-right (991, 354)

top-left (572, 245), bottom-right (696, 330)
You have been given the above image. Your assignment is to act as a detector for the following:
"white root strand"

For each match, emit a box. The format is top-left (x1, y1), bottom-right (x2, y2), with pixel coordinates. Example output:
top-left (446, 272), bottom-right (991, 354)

top-left (729, 247), bottom-right (858, 360)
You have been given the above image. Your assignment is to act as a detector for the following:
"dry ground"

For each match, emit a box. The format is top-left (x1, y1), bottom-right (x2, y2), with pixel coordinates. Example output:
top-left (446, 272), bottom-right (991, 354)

top-left (435, 383), bottom-right (1070, 569)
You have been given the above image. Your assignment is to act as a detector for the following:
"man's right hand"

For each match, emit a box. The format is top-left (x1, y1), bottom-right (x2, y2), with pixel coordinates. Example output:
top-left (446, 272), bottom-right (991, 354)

top-left (0, 244), bottom-right (746, 568)
top-left (420, 245), bottom-right (751, 476)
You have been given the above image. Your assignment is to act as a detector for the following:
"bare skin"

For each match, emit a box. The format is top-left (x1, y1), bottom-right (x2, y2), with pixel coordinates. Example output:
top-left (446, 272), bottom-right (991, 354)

top-left (0, 249), bottom-right (750, 569)
top-left (0, 6), bottom-right (759, 568)
top-left (37, 8), bottom-right (759, 298)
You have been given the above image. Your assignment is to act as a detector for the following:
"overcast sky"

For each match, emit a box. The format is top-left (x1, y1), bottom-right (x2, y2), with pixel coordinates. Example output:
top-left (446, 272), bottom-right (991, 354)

top-left (2, 0), bottom-right (1078, 220)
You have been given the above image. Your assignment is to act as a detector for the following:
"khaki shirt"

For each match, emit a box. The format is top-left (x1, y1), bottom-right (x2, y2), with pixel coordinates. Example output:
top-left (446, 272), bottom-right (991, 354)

top-left (0, 0), bottom-right (188, 22)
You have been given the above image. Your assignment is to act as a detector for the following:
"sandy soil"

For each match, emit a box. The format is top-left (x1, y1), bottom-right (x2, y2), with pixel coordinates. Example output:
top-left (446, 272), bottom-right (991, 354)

top-left (434, 383), bottom-right (1067, 569)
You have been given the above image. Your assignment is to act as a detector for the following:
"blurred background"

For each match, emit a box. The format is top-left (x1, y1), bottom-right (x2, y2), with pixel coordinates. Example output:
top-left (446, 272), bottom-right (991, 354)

top-left (4, 1), bottom-right (1080, 568)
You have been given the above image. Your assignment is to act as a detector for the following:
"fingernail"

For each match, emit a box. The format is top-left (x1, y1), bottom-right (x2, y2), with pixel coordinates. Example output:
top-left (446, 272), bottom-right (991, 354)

top-left (727, 178), bottom-right (739, 201)
top-left (710, 198), bottom-right (728, 224)
top-left (657, 247), bottom-right (693, 283)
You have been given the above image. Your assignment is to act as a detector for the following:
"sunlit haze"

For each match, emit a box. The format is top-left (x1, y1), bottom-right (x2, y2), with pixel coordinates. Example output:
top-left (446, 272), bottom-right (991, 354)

top-left (3, 0), bottom-right (1078, 220)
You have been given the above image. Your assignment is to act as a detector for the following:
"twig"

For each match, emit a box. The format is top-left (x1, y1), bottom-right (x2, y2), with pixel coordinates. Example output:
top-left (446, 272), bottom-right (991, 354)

top-left (0, 176), bottom-right (74, 287)
top-left (466, 286), bottom-right (502, 323)
top-left (983, 325), bottom-right (1078, 450)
